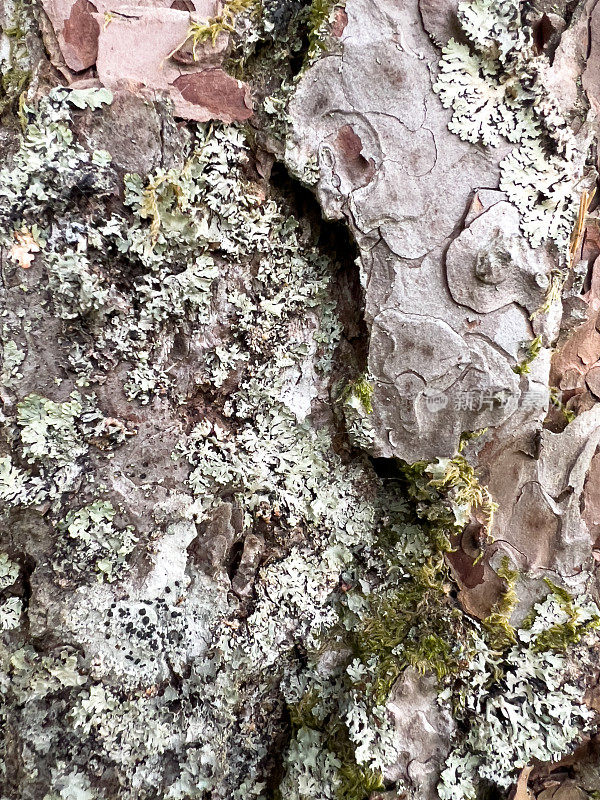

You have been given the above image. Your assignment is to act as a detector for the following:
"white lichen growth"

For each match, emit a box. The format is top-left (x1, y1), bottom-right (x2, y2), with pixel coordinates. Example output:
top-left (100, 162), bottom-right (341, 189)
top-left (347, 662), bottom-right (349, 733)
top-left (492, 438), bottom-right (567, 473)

top-left (1, 389), bottom-right (132, 511)
top-left (0, 454), bottom-right (43, 505)
top-left (0, 553), bottom-right (21, 631)
top-left (1, 336), bottom-right (25, 385)
top-left (438, 593), bottom-right (599, 799)
top-left (0, 75), bottom-right (596, 800)
top-left (279, 727), bottom-right (341, 799)
top-left (55, 501), bottom-right (137, 582)
top-left (434, 0), bottom-right (590, 249)
top-left (17, 393), bottom-right (85, 464)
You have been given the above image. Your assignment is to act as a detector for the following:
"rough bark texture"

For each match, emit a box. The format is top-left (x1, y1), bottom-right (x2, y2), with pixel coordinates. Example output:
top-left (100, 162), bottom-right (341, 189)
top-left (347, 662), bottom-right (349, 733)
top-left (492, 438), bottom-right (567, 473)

top-left (2, 0), bottom-right (600, 799)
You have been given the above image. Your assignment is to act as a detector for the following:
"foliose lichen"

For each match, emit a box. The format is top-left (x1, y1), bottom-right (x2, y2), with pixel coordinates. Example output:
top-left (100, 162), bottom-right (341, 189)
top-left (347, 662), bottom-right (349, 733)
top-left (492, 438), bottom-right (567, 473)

top-left (434, 0), bottom-right (592, 251)
top-left (438, 591), bottom-right (600, 799)
top-left (0, 47), bottom-right (597, 800)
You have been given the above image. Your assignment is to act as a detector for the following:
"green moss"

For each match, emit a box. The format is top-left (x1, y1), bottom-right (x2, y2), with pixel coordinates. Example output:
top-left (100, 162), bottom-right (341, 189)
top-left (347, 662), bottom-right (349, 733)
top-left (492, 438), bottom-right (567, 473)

top-left (397, 453), bottom-right (496, 551)
top-left (543, 578), bottom-right (573, 607)
top-left (482, 557), bottom-right (518, 651)
top-left (0, 65), bottom-right (30, 114)
top-left (535, 621), bottom-right (587, 652)
top-left (343, 455), bottom-right (499, 706)
top-left (549, 386), bottom-right (576, 424)
top-left (289, 688), bottom-right (321, 731)
top-left (341, 374), bottom-right (374, 414)
top-left (533, 272), bottom-right (564, 317)
top-left (428, 455), bottom-right (496, 532)
top-left (0, 0), bottom-right (32, 117)
top-left (306, 0), bottom-right (337, 62)
top-left (328, 725), bottom-right (384, 800)
top-left (534, 579), bottom-right (600, 652)
top-left (357, 561), bottom-right (465, 704)
top-left (458, 428), bottom-right (487, 453)
top-left (512, 335), bottom-right (543, 375)
top-left (168, 0), bottom-right (258, 57)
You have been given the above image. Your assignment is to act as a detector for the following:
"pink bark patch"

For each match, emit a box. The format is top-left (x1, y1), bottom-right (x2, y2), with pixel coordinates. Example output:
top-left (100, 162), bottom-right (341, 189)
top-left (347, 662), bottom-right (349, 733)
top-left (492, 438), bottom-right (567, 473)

top-left (172, 70), bottom-right (253, 123)
top-left (334, 124), bottom-right (375, 186)
top-left (336, 124), bottom-right (362, 160)
top-left (170, 0), bottom-right (195, 10)
top-left (583, 451), bottom-right (600, 543)
top-left (330, 7), bottom-right (348, 37)
top-left (62, 0), bottom-right (99, 71)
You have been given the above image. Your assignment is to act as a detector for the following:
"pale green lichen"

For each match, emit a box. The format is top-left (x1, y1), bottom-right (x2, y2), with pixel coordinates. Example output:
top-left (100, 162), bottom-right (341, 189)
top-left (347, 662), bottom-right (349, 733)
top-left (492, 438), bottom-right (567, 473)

top-left (1, 389), bottom-right (133, 512)
top-left (0, 553), bottom-right (21, 630)
top-left (45, 250), bottom-right (112, 321)
top-left (55, 501), bottom-right (137, 583)
top-left (434, 0), bottom-right (591, 251)
top-left (282, 659), bottom-right (401, 800)
top-left (0, 88), bottom-right (114, 226)
top-left (0, 73), bottom-right (596, 800)
top-left (0, 454), bottom-right (42, 505)
top-left (528, 579), bottom-right (600, 652)
top-left (0, 87), bottom-right (388, 799)
top-left (1, 336), bottom-right (25, 385)
top-left (279, 727), bottom-right (342, 799)
top-left (438, 592), bottom-right (600, 799)
top-left (17, 392), bottom-right (85, 464)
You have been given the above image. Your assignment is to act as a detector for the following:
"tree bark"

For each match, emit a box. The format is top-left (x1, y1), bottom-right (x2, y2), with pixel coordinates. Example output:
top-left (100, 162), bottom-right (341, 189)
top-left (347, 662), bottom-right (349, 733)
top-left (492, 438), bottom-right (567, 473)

top-left (1, 0), bottom-right (600, 799)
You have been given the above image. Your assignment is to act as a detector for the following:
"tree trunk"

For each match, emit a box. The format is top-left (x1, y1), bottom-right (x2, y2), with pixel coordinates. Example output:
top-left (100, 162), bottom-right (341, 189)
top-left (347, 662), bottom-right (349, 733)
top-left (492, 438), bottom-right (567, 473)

top-left (2, 0), bottom-right (600, 798)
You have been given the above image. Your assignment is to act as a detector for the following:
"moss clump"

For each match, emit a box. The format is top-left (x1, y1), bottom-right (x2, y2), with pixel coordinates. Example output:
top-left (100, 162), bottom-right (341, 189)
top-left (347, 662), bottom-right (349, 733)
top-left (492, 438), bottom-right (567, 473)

top-left (482, 556), bottom-right (518, 651)
top-left (397, 454), bottom-right (496, 554)
top-left (349, 455), bottom-right (496, 706)
top-left (288, 688), bottom-right (321, 730)
top-left (342, 374), bottom-right (374, 414)
top-left (0, 65), bottom-right (30, 115)
top-left (428, 455), bottom-right (497, 540)
top-left (458, 428), bottom-right (487, 452)
top-left (306, 0), bottom-right (337, 62)
top-left (512, 334), bottom-right (543, 375)
top-left (168, 0), bottom-right (258, 58)
top-left (329, 725), bottom-right (384, 800)
top-left (548, 386), bottom-right (576, 424)
top-left (0, 1), bottom-right (32, 117)
top-left (356, 564), bottom-right (466, 704)
top-left (533, 579), bottom-right (600, 652)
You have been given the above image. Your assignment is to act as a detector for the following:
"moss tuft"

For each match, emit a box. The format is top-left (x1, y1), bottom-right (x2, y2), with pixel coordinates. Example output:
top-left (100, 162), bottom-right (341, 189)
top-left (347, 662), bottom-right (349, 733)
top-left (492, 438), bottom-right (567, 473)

top-left (306, 0), bottom-right (337, 62)
top-left (533, 579), bottom-right (600, 652)
top-left (342, 374), bottom-right (374, 414)
top-left (0, 65), bottom-right (30, 115)
top-left (512, 335), bottom-right (543, 374)
top-left (482, 556), bottom-right (518, 650)
top-left (168, 0), bottom-right (258, 58)
top-left (329, 725), bottom-right (384, 800)
top-left (0, 0), bottom-right (33, 119)
top-left (357, 561), bottom-right (465, 704)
